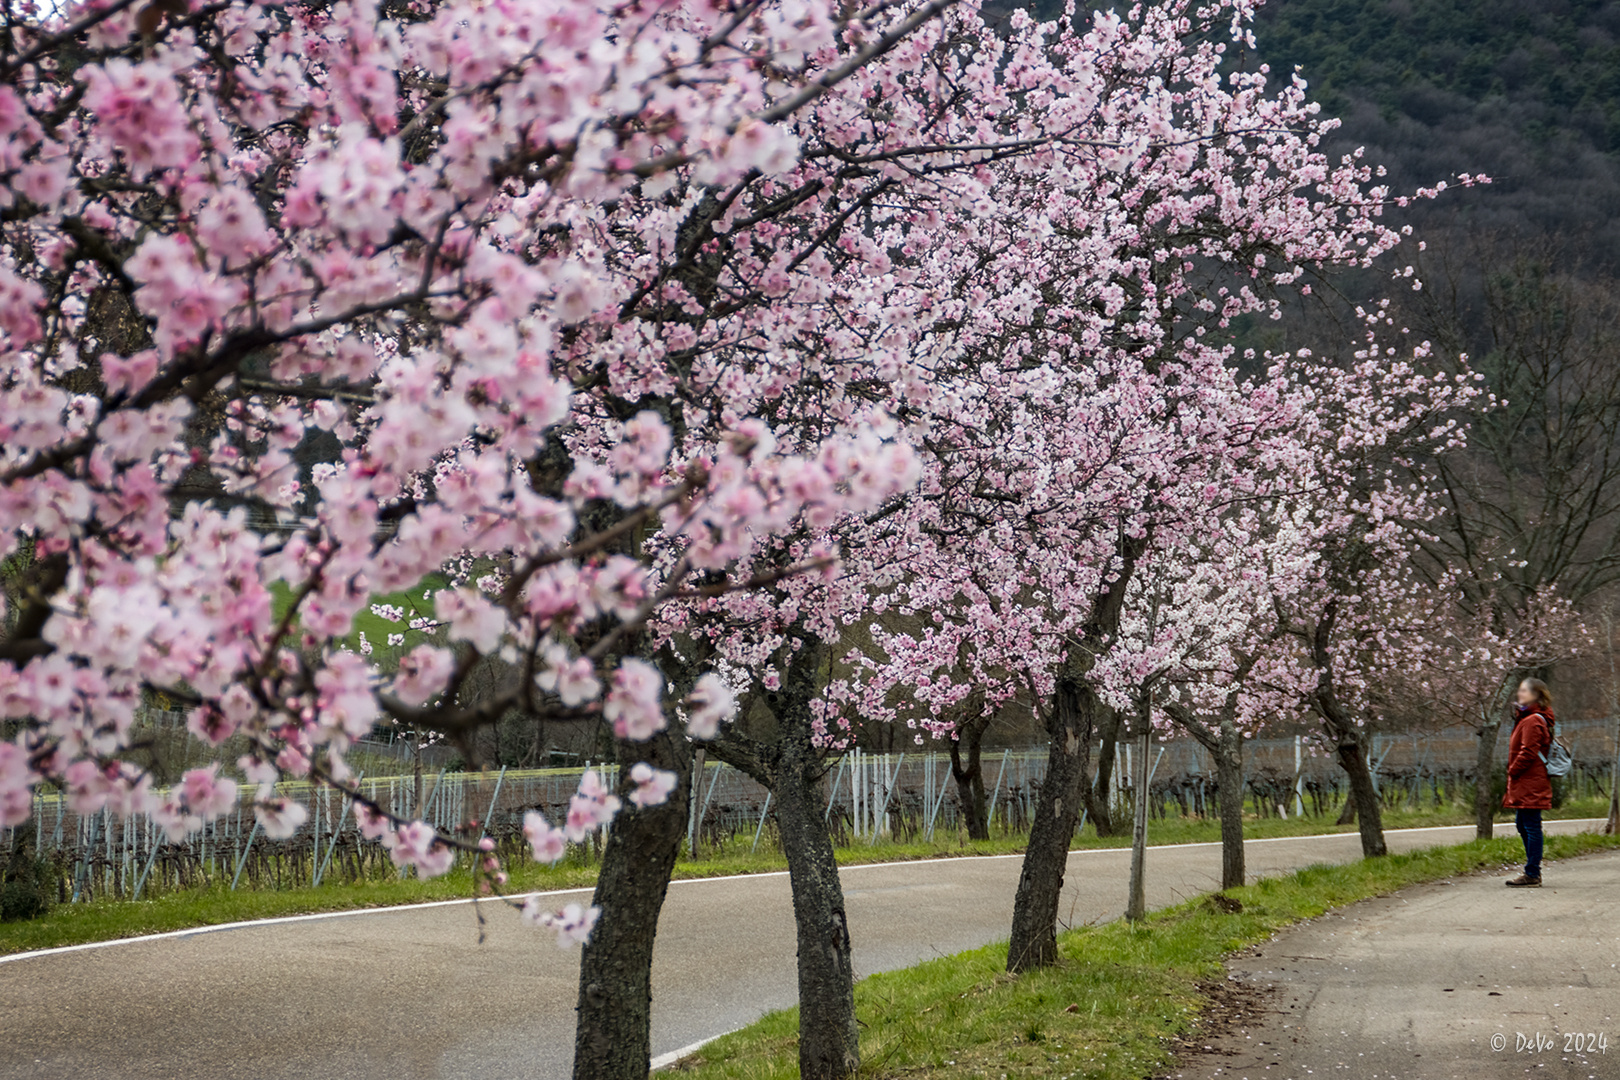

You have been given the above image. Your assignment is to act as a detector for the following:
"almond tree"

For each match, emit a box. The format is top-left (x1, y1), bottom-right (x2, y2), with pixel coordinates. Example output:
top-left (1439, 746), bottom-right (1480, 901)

top-left (826, 0), bottom-right (1483, 969)
top-left (1251, 327), bottom-right (1480, 858)
top-left (0, 1), bottom-right (946, 1074)
top-left (588, 0), bottom-right (1466, 1064)
top-left (1399, 234), bottom-right (1620, 835)
top-left (1388, 584), bottom-right (1589, 835)
top-left (1146, 508), bottom-right (1306, 892)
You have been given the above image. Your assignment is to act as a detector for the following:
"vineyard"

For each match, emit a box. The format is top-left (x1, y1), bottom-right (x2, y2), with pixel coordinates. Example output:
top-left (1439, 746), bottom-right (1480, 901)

top-left (10, 715), bottom-right (1617, 905)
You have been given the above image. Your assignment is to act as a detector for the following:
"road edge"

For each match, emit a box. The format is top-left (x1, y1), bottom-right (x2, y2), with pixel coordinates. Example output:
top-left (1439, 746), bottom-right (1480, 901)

top-left (2, 819), bottom-right (1605, 965)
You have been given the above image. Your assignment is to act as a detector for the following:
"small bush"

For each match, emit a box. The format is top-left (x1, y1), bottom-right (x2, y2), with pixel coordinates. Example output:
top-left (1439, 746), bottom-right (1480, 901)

top-left (1, 838), bottom-right (54, 923)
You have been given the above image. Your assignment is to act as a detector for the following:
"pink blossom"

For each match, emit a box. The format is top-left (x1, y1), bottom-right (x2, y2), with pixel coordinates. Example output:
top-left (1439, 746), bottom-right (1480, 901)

top-left (0, 0), bottom-right (1469, 954)
top-left (80, 60), bottom-right (197, 176)
top-left (61, 759), bottom-right (113, 816)
top-left (685, 673), bottom-right (736, 739)
top-left (315, 651), bottom-right (377, 739)
top-left (383, 819), bottom-right (455, 877)
top-left (537, 646), bottom-right (601, 706)
top-left (0, 742), bottom-right (37, 827)
top-left (17, 159), bottom-right (70, 208)
top-left (522, 810), bottom-right (567, 863)
top-left (393, 645), bottom-right (455, 707)
top-left (563, 769), bottom-right (621, 842)
top-left (99, 350), bottom-right (159, 397)
top-left (521, 899), bottom-right (600, 948)
top-left (253, 793), bottom-right (308, 839)
top-left (627, 763), bottom-right (678, 808)
top-left (179, 764), bottom-right (239, 821)
top-left (355, 802), bottom-right (392, 841)
top-left (604, 658), bottom-right (664, 740)
top-left (434, 588), bottom-right (506, 653)
top-left (238, 755), bottom-right (279, 787)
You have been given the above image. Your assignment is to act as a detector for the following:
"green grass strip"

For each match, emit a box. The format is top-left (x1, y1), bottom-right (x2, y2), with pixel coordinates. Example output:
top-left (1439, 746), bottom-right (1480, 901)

top-left (668, 830), bottom-right (1620, 1079)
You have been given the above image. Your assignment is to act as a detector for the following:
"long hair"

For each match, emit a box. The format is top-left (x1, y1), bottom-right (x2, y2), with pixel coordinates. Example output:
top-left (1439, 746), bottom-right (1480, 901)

top-left (1521, 677), bottom-right (1554, 713)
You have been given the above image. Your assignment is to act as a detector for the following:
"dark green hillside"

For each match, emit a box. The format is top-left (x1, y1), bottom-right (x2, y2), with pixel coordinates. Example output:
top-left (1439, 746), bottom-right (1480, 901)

top-left (1253, 0), bottom-right (1620, 258)
top-left (1258, 0), bottom-right (1620, 153)
top-left (1010, 0), bottom-right (1620, 258)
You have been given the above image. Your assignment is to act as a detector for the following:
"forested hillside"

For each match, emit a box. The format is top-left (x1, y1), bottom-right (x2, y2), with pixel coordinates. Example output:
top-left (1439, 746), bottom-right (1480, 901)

top-left (1003, 0), bottom-right (1620, 721)
top-left (1008, 0), bottom-right (1620, 257)
top-left (1253, 0), bottom-right (1620, 259)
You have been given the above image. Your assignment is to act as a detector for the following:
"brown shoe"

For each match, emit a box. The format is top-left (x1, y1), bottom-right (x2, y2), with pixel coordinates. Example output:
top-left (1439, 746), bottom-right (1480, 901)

top-left (1505, 874), bottom-right (1542, 888)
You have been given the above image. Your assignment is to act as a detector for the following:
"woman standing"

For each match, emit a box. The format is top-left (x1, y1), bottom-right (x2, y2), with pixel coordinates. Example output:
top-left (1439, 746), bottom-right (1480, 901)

top-left (1503, 678), bottom-right (1555, 888)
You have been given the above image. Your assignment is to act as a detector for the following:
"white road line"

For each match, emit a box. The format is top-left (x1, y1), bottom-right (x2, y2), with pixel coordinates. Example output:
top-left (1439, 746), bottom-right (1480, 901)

top-left (1, 819), bottom-right (1601, 966)
top-left (650, 1030), bottom-right (738, 1071)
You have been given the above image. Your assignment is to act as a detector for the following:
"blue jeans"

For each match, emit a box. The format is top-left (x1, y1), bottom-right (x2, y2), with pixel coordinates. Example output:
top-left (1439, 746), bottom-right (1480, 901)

top-left (1516, 808), bottom-right (1543, 878)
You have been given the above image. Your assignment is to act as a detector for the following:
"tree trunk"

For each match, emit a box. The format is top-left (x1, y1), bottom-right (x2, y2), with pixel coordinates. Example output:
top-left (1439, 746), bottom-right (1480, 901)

top-left (1216, 719), bottom-right (1244, 891)
top-left (708, 636), bottom-right (859, 1080)
top-left (1335, 738), bottom-right (1386, 858)
top-left (1471, 676), bottom-right (1521, 839)
top-left (775, 731), bottom-right (859, 1080)
top-left (1006, 671), bottom-right (1091, 972)
top-left (1335, 793), bottom-right (1357, 824)
top-left (1308, 599), bottom-right (1384, 858)
top-left (1608, 641), bottom-right (1620, 836)
top-left (1607, 711), bottom-right (1620, 835)
top-left (1009, 535), bottom-right (1140, 973)
top-left (572, 729), bottom-right (690, 1080)
top-left (1125, 715), bottom-right (1150, 921)
top-left (1164, 684), bottom-right (1249, 893)
top-left (412, 734), bottom-right (423, 816)
top-left (1474, 718), bottom-right (1501, 840)
top-left (1087, 703), bottom-right (1122, 836)
top-left (948, 713), bottom-right (990, 841)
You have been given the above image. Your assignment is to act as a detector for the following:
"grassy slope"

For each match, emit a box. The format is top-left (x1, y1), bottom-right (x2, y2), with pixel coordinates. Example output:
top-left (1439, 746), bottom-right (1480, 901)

top-left (3, 798), bottom-right (1606, 955)
top-left (672, 830), bottom-right (1620, 1080)
top-left (265, 572), bottom-right (446, 652)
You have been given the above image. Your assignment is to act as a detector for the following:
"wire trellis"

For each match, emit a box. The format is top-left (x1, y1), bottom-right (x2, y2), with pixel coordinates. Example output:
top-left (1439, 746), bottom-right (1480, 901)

top-left (7, 716), bottom-right (1617, 903)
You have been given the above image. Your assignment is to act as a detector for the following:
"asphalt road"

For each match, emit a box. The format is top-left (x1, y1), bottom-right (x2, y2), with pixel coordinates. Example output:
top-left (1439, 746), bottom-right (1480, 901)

top-left (0, 820), bottom-right (1604, 1080)
top-left (1170, 841), bottom-right (1620, 1080)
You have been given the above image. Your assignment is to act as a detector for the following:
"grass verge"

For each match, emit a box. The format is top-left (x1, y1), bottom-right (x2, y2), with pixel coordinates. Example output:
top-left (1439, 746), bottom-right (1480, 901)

top-left (668, 830), bottom-right (1620, 1080)
top-left (2, 799), bottom-right (1607, 956)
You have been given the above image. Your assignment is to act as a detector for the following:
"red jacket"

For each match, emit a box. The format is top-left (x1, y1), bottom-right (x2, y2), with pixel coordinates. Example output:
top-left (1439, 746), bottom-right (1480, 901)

top-left (1503, 705), bottom-right (1554, 810)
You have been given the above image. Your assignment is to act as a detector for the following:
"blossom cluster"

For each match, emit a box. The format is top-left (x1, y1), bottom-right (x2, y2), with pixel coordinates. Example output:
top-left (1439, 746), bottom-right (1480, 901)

top-left (0, 0), bottom-right (1496, 955)
top-left (0, 0), bottom-right (956, 937)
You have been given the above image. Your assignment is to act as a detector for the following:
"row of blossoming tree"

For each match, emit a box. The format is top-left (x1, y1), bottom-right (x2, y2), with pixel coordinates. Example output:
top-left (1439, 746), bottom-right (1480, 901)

top-left (0, 0), bottom-right (1553, 1074)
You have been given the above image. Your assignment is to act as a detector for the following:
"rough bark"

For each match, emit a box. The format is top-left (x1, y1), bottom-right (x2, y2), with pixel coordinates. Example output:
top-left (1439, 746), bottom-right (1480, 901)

top-left (1609, 648), bottom-right (1620, 836)
top-left (1164, 667), bottom-right (1250, 892)
top-left (1607, 705), bottom-right (1620, 834)
top-left (1335, 793), bottom-right (1357, 825)
top-left (1473, 717), bottom-right (1502, 839)
top-left (1608, 764), bottom-right (1620, 835)
top-left (1086, 703), bottom-right (1122, 836)
top-left (709, 636), bottom-right (859, 1080)
top-left (1166, 688), bottom-right (1250, 892)
top-left (948, 706), bottom-right (991, 841)
top-left (1215, 719), bottom-right (1245, 890)
top-left (1006, 670), bottom-right (1092, 971)
top-left (1471, 677), bottom-right (1519, 839)
top-left (1308, 599), bottom-right (1386, 858)
top-left (572, 726), bottom-right (691, 1080)
top-left (1336, 737), bottom-right (1387, 858)
top-left (774, 738), bottom-right (858, 1079)
top-left (1006, 534), bottom-right (1143, 973)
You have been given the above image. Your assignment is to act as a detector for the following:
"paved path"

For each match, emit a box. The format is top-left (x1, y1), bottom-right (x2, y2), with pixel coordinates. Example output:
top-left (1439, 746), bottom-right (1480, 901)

top-left (1169, 842), bottom-right (1620, 1080)
top-left (0, 820), bottom-right (1603, 1080)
